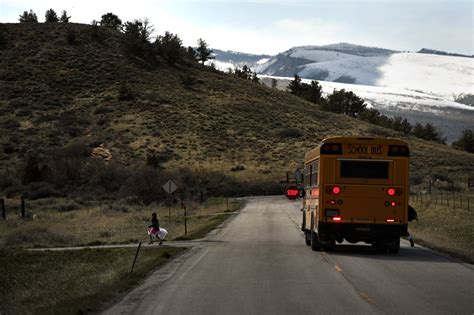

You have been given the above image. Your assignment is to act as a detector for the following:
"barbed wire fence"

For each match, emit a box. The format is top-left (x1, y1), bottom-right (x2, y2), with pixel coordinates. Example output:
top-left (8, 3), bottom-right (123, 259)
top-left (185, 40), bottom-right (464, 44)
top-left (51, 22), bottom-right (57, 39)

top-left (409, 178), bottom-right (473, 212)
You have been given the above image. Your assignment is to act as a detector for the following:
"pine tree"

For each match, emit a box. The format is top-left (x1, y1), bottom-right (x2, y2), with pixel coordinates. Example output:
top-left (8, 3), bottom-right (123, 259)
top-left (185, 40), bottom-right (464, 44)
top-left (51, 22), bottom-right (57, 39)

top-left (271, 78), bottom-right (278, 89)
top-left (423, 123), bottom-right (445, 143)
top-left (323, 89), bottom-right (366, 117)
top-left (302, 81), bottom-right (323, 103)
top-left (358, 108), bottom-right (381, 124)
top-left (400, 118), bottom-right (412, 135)
top-left (155, 32), bottom-right (184, 64)
top-left (122, 19), bottom-right (155, 62)
top-left (45, 9), bottom-right (59, 23)
top-left (196, 38), bottom-right (214, 64)
top-left (59, 10), bottom-right (71, 23)
top-left (413, 123), bottom-right (425, 138)
top-left (19, 10), bottom-right (38, 23)
top-left (288, 74), bottom-right (302, 95)
top-left (187, 46), bottom-right (197, 60)
top-left (452, 129), bottom-right (474, 153)
top-left (413, 122), bottom-right (445, 143)
top-left (100, 13), bottom-right (122, 30)
top-left (392, 116), bottom-right (403, 132)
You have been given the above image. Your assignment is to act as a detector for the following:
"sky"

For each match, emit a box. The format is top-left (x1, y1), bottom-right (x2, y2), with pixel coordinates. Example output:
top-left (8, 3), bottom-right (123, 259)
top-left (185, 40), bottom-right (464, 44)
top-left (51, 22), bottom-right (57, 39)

top-left (1, 0), bottom-right (473, 55)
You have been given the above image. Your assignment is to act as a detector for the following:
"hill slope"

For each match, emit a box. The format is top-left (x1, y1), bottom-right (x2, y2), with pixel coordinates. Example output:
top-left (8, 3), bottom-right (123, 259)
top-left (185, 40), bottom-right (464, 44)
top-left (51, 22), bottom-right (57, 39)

top-left (0, 23), bottom-right (473, 185)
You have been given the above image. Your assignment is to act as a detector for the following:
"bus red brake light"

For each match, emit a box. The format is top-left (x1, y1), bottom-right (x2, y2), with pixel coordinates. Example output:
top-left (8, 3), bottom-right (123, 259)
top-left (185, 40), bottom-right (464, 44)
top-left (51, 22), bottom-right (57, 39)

top-left (332, 186), bottom-right (341, 195)
top-left (387, 188), bottom-right (396, 196)
top-left (333, 216), bottom-right (341, 222)
top-left (386, 218), bottom-right (395, 223)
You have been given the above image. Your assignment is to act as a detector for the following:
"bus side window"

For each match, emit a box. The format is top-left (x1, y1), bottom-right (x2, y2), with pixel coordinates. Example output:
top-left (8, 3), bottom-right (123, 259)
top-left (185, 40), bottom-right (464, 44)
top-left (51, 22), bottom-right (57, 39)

top-left (311, 160), bottom-right (319, 187)
top-left (304, 165), bottom-right (310, 187)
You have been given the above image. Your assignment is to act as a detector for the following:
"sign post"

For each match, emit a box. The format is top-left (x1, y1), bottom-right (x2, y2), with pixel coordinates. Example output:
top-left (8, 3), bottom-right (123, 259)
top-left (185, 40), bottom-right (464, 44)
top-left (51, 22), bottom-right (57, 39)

top-left (162, 180), bottom-right (178, 223)
top-left (294, 169), bottom-right (302, 184)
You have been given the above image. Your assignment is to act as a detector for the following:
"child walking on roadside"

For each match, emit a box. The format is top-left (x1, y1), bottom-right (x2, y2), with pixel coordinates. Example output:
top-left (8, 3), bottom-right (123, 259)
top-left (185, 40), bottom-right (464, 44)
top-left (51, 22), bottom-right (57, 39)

top-left (148, 212), bottom-right (163, 245)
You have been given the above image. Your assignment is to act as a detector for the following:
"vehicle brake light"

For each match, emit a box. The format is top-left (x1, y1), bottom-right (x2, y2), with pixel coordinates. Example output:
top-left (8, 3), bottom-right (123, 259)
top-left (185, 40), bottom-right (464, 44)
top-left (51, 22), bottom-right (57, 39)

top-left (333, 216), bottom-right (341, 221)
top-left (386, 218), bottom-right (395, 223)
top-left (390, 201), bottom-right (397, 207)
top-left (332, 186), bottom-right (341, 195)
top-left (387, 188), bottom-right (396, 196)
top-left (286, 189), bottom-right (299, 197)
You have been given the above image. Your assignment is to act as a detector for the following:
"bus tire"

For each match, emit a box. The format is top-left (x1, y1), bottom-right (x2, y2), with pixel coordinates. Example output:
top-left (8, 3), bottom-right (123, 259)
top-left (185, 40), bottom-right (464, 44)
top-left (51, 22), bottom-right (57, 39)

top-left (305, 231), bottom-right (311, 246)
top-left (311, 230), bottom-right (321, 251)
top-left (388, 238), bottom-right (400, 254)
top-left (302, 212), bottom-right (306, 231)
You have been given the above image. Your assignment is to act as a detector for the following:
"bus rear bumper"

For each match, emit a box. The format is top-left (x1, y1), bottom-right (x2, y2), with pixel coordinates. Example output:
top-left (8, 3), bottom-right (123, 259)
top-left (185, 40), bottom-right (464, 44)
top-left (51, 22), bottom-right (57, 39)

top-left (317, 222), bottom-right (408, 243)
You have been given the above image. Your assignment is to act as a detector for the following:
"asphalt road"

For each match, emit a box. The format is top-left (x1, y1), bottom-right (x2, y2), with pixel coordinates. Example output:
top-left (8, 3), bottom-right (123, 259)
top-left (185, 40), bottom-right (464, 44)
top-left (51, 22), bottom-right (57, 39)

top-left (104, 196), bottom-right (474, 315)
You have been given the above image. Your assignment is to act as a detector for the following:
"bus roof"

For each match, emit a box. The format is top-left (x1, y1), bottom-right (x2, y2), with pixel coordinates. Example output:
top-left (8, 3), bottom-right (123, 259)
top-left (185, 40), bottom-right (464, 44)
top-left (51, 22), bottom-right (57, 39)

top-left (304, 136), bottom-right (409, 162)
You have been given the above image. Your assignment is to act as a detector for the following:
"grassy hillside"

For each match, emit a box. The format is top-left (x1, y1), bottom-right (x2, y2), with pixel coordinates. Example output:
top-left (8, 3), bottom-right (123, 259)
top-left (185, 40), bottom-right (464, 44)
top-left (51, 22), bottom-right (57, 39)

top-left (0, 23), bottom-right (473, 187)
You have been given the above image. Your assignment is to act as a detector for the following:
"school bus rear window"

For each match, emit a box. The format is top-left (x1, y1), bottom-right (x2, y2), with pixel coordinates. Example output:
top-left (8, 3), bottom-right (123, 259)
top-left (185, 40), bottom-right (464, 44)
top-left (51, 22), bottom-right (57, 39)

top-left (340, 160), bottom-right (389, 179)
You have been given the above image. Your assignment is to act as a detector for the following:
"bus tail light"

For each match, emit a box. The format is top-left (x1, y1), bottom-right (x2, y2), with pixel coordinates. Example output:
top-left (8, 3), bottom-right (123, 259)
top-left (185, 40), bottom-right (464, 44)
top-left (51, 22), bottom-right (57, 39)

top-left (386, 218), bottom-right (395, 223)
top-left (332, 186), bottom-right (341, 195)
top-left (390, 201), bottom-right (397, 207)
top-left (333, 216), bottom-right (342, 222)
top-left (387, 187), bottom-right (396, 196)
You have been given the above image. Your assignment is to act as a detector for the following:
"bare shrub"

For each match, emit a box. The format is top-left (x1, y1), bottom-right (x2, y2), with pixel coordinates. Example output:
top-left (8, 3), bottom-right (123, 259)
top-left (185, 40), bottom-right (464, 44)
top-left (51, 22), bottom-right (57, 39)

top-left (277, 128), bottom-right (303, 138)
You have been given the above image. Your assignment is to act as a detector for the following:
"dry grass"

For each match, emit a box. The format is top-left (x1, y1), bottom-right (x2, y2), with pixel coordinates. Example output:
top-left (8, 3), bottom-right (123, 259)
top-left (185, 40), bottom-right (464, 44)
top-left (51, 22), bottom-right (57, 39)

top-left (0, 246), bottom-right (185, 314)
top-left (0, 197), bottom-right (241, 248)
top-left (409, 194), bottom-right (474, 262)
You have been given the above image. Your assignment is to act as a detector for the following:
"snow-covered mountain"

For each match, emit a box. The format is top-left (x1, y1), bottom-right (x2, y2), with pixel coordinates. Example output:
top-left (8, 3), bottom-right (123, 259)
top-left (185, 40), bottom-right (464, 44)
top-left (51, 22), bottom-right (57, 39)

top-left (256, 43), bottom-right (473, 99)
top-left (212, 43), bottom-right (473, 142)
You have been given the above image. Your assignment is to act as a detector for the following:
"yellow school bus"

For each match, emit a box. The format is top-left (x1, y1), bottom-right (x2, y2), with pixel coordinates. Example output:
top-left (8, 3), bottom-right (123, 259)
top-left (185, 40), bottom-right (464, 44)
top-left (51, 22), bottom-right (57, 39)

top-left (302, 136), bottom-right (409, 253)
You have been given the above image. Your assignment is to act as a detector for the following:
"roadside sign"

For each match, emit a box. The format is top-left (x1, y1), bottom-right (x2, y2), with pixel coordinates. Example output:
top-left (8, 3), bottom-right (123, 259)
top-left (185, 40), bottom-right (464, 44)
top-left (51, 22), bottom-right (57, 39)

top-left (285, 185), bottom-right (300, 200)
top-left (162, 180), bottom-right (178, 194)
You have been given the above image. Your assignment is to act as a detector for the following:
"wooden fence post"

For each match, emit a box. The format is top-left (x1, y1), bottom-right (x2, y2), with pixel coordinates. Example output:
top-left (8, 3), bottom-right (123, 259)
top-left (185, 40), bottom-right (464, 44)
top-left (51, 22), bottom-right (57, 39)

top-left (130, 242), bottom-right (142, 274)
top-left (21, 197), bottom-right (25, 219)
top-left (1, 198), bottom-right (5, 220)
top-left (467, 197), bottom-right (470, 212)
top-left (452, 191), bottom-right (456, 210)
top-left (184, 204), bottom-right (187, 236)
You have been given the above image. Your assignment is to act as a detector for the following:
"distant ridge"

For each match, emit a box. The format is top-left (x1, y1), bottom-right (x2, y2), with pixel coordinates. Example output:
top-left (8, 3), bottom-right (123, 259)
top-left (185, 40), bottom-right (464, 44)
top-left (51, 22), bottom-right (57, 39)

top-left (287, 43), bottom-right (397, 57)
top-left (211, 49), bottom-right (271, 65)
top-left (417, 48), bottom-right (473, 58)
